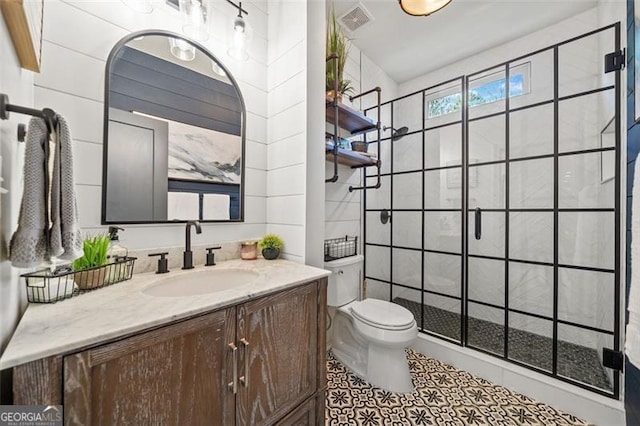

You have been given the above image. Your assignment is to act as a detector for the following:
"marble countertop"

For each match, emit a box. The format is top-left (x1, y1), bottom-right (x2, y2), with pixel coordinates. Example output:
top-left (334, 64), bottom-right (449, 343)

top-left (0, 259), bottom-right (330, 370)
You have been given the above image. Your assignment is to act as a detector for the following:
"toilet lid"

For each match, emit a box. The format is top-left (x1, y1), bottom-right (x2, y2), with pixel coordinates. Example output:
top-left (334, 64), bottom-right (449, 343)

top-left (350, 299), bottom-right (415, 330)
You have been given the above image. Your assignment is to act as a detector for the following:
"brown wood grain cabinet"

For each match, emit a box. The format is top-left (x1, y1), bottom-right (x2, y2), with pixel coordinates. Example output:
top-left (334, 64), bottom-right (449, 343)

top-left (13, 278), bottom-right (328, 426)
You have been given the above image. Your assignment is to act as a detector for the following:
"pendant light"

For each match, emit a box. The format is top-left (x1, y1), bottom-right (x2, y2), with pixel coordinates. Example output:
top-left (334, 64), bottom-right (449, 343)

top-left (180, 0), bottom-right (210, 41)
top-left (226, 0), bottom-right (250, 61)
top-left (398, 0), bottom-right (452, 17)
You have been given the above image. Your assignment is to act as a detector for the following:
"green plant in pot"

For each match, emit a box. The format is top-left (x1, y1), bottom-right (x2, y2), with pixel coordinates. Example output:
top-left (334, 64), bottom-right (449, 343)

top-left (326, 9), bottom-right (353, 102)
top-left (72, 234), bottom-right (110, 290)
top-left (259, 234), bottom-right (283, 260)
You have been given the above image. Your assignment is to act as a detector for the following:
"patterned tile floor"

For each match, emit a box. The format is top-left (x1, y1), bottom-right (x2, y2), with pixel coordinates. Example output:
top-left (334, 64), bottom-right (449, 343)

top-left (394, 298), bottom-right (612, 392)
top-left (326, 349), bottom-right (590, 425)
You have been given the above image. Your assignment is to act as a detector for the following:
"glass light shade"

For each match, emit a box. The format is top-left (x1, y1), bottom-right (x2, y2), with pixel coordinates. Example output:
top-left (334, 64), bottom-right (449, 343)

top-left (120, 0), bottom-right (153, 13)
top-left (180, 0), bottom-right (210, 41)
top-left (227, 15), bottom-right (249, 61)
top-left (168, 38), bottom-right (196, 61)
top-left (211, 61), bottom-right (227, 77)
top-left (398, 0), bottom-right (452, 16)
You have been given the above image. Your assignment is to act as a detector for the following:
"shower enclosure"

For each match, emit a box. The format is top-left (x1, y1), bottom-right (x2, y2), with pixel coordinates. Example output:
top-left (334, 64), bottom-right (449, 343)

top-left (362, 24), bottom-right (622, 398)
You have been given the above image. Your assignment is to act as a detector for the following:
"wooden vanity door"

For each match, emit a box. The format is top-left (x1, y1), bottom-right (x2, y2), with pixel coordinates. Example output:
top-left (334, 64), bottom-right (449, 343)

top-left (236, 283), bottom-right (319, 426)
top-left (63, 309), bottom-right (236, 426)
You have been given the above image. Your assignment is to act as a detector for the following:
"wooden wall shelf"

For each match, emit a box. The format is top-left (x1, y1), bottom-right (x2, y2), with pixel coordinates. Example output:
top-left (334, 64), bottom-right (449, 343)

top-left (326, 97), bottom-right (377, 136)
top-left (325, 142), bottom-right (377, 168)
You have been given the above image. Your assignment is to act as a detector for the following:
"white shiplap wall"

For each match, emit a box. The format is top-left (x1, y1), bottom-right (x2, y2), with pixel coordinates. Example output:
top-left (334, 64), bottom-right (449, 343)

top-left (35, 0), bottom-right (270, 250)
top-left (267, 0), bottom-right (308, 263)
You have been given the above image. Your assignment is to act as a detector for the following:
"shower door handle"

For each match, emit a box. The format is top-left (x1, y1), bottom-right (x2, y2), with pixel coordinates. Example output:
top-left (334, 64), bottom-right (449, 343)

top-left (474, 208), bottom-right (482, 240)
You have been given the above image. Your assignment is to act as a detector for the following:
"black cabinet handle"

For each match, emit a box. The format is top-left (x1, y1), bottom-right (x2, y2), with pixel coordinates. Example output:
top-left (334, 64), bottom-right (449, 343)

top-left (474, 208), bottom-right (482, 240)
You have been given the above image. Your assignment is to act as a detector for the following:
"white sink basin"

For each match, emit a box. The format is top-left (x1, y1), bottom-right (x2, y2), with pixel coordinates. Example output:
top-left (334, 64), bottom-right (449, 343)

top-left (143, 268), bottom-right (259, 297)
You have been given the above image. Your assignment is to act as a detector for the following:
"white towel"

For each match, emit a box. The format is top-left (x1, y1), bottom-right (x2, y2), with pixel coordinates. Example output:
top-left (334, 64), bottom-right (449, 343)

top-left (10, 115), bottom-right (82, 267)
top-left (627, 160), bottom-right (640, 368)
top-left (203, 193), bottom-right (230, 220)
top-left (167, 192), bottom-right (199, 220)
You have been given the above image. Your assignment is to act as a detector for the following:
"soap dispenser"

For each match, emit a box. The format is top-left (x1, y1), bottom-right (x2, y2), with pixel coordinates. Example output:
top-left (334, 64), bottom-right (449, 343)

top-left (107, 226), bottom-right (128, 262)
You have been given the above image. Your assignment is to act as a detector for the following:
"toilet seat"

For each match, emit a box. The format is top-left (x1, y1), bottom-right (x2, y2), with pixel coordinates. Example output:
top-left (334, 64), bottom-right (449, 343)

top-left (350, 299), bottom-right (415, 331)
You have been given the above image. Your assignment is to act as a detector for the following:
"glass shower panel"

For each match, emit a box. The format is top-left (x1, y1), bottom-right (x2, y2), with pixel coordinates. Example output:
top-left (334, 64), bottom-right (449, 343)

top-left (425, 123), bottom-right (462, 169)
top-left (392, 92), bottom-right (423, 137)
top-left (509, 212), bottom-right (554, 263)
top-left (468, 115), bottom-right (506, 163)
top-left (424, 211), bottom-right (461, 253)
top-left (425, 169), bottom-right (461, 210)
top-left (365, 211), bottom-right (390, 246)
top-left (557, 324), bottom-right (614, 393)
top-left (467, 257), bottom-right (504, 306)
top-left (392, 248), bottom-right (422, 289)
top-left (558, 29), bottom-right (615, 98)
top-left (367, 140), bottom-right (391, 174)
top-left (392, 286), bottom-right (423, 330)
top-left (468, 212), bottom-right (505, 258)
top-left (468, 302), bottom-right (505, 356)
top-left (558, 212), bottom-right (615, 270)
top-left (393, 131), bottom-right (422, 173)
top-left (508, 313), bottom-right (553, 372)
top-left (558, 152), bottom-right (616, 209)
top-left (468, 163), bottom-right (506, 209)
top-left (393, 211), bottom-right (422, 249)
top-left (510, 104), bottom-right (554, 159)
top-left (424, 79), bottom-right (463, 129)
top-left (365, 175), bottom-right (390, 209)
top-left (424, 252), bottom-right (461, 298)
top-left (365, 245), bottom-right (390, 282)
top-left (509, 50), bottom-right (554, 109)
top-left (422, 292), bottom-right (462, 342)
top-left (508, 262), bottom-right (553, 318)
top-left (558, 90), bottom-right (615, 153)
top-left (509, 158), bottom-right (554, 209)
top-left (393, 172), bottom-right (422, 209)
top-left (467, 66), bottom-right (506, 120)
top-left (558, 268), bottom-right (615, 332)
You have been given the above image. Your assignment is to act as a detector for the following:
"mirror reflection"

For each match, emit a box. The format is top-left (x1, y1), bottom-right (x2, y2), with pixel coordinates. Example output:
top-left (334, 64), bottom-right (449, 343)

top-left (102, 31), bottom-right (245, 224)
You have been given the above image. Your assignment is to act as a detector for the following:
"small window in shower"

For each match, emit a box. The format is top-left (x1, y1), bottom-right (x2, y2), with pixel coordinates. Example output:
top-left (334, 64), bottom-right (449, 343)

top-left (426, 62), bottom-right (531, 119)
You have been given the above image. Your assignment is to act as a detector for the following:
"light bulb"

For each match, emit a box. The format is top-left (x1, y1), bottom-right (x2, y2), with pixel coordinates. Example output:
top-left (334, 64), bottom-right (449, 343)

top-left (228, 15), bottom-right (248, 61)
top-left (169, 38), bottom-right (196, 62)
top-left (181, 0), bottom-right (210, 41)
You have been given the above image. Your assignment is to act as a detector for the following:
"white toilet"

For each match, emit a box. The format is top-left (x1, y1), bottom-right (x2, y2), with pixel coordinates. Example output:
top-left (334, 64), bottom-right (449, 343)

top-left (325, 255), bottom-right (418, 393)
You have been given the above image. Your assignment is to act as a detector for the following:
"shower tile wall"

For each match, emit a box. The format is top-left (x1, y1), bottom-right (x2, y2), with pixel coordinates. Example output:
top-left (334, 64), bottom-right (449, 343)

top-left (364, 8), bottom-right (619, 394)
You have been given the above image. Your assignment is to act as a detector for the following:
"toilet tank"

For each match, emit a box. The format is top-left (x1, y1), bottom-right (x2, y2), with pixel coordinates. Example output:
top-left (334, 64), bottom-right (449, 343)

top-left (324, 254), bottom-right (364, 307)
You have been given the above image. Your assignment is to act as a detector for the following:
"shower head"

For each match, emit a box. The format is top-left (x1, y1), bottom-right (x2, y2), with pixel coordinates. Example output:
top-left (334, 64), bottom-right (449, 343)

top-left (383, 125), bottom-right (409, 141)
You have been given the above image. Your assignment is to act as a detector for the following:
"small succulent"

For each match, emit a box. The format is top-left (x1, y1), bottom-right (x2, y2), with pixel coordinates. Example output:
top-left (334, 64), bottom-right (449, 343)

top-left (259, 234), bottom-right (283, 251)
top-left (72, 234), bottom-right (110, 271)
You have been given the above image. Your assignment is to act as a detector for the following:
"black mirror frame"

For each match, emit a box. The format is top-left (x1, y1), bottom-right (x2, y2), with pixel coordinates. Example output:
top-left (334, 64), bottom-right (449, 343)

top-left (101, 29), bottom-right (246, 225)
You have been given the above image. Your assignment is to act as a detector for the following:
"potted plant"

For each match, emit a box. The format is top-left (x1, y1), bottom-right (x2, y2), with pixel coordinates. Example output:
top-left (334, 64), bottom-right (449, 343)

top-left (73, 234), bottom-right (110, 290)
top-left (259, 234), bottom-right (283, 260)
top-left (326, 9), bottom-right (353, 102)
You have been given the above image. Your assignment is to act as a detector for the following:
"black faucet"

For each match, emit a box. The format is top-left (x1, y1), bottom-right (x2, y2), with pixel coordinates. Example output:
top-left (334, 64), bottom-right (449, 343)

top-left (183, 220), bottom-right (202, 269)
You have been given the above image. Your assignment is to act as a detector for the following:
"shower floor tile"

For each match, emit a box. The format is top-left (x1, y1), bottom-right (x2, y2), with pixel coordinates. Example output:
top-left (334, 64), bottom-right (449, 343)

top-left (326, 349), bottom-right (589, 425)
top-left (393, 298), bottom-right (612, 392)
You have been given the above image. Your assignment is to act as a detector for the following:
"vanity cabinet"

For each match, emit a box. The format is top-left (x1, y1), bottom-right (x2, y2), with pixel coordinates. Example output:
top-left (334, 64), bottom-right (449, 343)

top-left (12, 279), bottom-right (327, 426)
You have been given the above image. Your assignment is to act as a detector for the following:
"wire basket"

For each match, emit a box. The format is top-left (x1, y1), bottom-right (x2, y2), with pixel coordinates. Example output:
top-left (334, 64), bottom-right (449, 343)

top-left (324, 236), bottom-right (358, 262)
top-left (22, 257), bottom-right (137, 304)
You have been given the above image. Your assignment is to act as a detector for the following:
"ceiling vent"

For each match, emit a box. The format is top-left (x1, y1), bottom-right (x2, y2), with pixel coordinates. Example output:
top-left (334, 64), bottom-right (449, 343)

top-left (338, 2), bottom-right (374, 34)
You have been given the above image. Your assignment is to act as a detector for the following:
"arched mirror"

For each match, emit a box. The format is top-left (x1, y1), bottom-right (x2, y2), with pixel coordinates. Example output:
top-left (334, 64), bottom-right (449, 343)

top-left (102, 30), bottom-right (245, 224)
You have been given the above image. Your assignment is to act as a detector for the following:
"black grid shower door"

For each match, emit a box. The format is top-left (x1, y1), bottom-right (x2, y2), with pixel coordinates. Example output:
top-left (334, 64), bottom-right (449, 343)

top-left (363, 23), bottom-right (622, 399)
